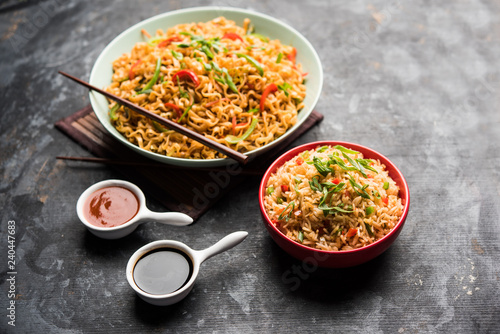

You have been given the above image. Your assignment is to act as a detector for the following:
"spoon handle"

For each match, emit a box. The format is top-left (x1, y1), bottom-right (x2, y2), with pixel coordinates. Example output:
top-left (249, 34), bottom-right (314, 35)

top-left (142, 211), bottom-right (193, 226)
top-left (197, 231), bottom-right (248, 263)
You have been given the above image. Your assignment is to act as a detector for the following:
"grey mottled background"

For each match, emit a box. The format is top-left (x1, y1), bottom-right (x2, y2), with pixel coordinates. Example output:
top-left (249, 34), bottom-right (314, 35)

top-left (1, 0), bottom-right (499, 333)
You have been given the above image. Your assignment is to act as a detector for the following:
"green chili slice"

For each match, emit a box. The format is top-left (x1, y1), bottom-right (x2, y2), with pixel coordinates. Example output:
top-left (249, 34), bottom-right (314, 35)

top-left (137, 57), bottom-right (161, 94)
top-left (225, 117), bottom-right (258, 144)
top-left (236, 53), bottom-right (264, 76)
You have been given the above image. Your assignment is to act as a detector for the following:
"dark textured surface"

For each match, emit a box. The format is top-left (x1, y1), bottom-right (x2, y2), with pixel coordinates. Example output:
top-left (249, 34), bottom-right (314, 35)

top-left (1, 1), bottom-right (499, 333)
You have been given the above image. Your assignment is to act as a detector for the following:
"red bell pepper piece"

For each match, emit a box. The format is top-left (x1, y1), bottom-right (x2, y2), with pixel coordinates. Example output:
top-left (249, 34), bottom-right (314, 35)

top-left (286, 47), bottom-right (297, 63)
top-left (296, 157), bottom-right (304, 165)
top-left (129, 59), bottom-right (142, 80)
top-left (260, 83), bottom-right (278, 111)
top-left (165, 102), bottom-right (182, 119)
top-left (205, 98), bottom-right (229, 108)
top-left (172, 69), bottom-right (200, 87)
top-left (157, 36), bottom-right (182, 48)
top-left (332, 178), bottom-right (340, 185)
top-left (347, 228), bottom-right (357, 238)
top-left (281, 185), bottom-right (289, 192)
top-left (382, 197), bottom-right (389, 205)
top-left (222, 32), bottom-right (244, 42)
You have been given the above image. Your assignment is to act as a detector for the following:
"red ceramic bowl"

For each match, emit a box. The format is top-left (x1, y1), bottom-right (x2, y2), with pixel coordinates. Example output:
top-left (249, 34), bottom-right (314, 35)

top-left (259, 141), bottom-right (410, 268)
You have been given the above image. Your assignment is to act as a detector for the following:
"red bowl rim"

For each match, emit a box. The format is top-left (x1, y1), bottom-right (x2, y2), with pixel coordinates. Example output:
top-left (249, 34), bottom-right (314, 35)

top-left (259, 141), bottom-right (410, 256)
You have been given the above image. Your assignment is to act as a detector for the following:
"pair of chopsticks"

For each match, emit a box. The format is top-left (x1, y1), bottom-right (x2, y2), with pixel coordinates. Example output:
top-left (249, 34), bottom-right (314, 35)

top-left (58, 71), bottom-right (249, 165)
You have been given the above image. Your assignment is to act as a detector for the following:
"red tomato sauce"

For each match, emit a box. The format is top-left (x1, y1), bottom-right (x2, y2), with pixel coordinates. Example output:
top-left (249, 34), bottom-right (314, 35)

top-left (83, 186), bottom-right (139, 227)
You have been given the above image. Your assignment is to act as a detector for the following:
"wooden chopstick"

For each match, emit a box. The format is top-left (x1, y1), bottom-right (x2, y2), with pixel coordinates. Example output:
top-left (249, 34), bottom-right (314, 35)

top-left (58, 71), bottom-right (249, 165)
top-left (56, 156), bottom-right (264, 175)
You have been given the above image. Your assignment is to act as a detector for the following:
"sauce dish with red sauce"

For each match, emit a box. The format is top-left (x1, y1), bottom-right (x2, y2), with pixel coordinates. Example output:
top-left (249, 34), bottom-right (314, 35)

top-left (76, 179), bottom-right (193, 239)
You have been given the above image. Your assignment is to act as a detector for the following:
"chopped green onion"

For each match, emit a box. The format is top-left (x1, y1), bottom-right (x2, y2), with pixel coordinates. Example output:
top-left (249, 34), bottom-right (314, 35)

top-left (312, 156), bottom-right (333, 177)
top-left (309, 175), bottom-right (322, 192)
top-left (364, 222), bottom-right (374, 236)
top-left (278, 201), bottom-right (295, 221)
top-left (277, 197), bottom-right (283, 204)
top-left (177, 104), bottom-right (193, 123)
top-left (203, 62), bottom-right (212, 72)
top-left (201, 45), bottom-right (214, 59)
top-left (276, 52), bottom-right (283, 63)
top-left (334, 145), bottom-right (359, 155)
top-left (153, 121), bottom-right (168, 132)
top-left (342, 152), bottom-right (367, 177)
top-left (225, 117), bottom-right (258, 144)
top-left (249, 33), bottom-right (269, 42)
top-left (383, 181), bottom-right (390, 190)
top-left (349, 176), bottom-right (371, 199)
top-left (278, 82), bottom-right (292, 97)
top-left (266, 186), bottom-right (274, 195)
top-left (317, 145), bottom-right (329, 153)
top-left (236, 53), bottom-right (264, 76)
top-left (171, 50), bottom-right (183, 60)
top-left (298, 230), bottom-right (304, 243)
top-left (146, 36), bottom-right (164, 46)
top-left (109, 104), bottom-right (120, 121)
top-left (137, 58), bottom-right (161, 94)
top-left (365, 206), bottom-right (375, 216)
top-left (248, 108), bottom-right (260, 113)
top-left (222, 68), bottom-right (239, 94)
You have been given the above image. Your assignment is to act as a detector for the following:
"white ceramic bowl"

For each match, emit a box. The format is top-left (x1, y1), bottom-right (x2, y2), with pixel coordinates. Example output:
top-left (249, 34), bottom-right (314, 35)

top-left (89, 6), bottom-right (323, 167)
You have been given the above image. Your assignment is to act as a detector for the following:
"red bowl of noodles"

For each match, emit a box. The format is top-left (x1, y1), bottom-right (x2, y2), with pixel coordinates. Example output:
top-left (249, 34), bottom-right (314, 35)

top-left (259, 141), bottom-right (410, 268)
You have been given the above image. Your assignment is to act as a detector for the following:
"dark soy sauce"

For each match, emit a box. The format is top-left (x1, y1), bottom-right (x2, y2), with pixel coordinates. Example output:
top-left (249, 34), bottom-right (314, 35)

top-left (133, 248), bottom-right (193, 295)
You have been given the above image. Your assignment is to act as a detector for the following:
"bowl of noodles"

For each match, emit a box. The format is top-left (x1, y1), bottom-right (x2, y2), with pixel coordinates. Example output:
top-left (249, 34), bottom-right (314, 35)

top-left (89, 6), bottom-right (323, 167)
top-left (259, 141), bottom-right (410, 268)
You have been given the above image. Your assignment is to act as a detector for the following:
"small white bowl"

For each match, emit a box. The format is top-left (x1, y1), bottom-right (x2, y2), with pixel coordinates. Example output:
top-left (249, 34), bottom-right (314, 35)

top-left (76, 179), bottom-right (193, 239)
top-left (126, 231), bottom-right (248, 306)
